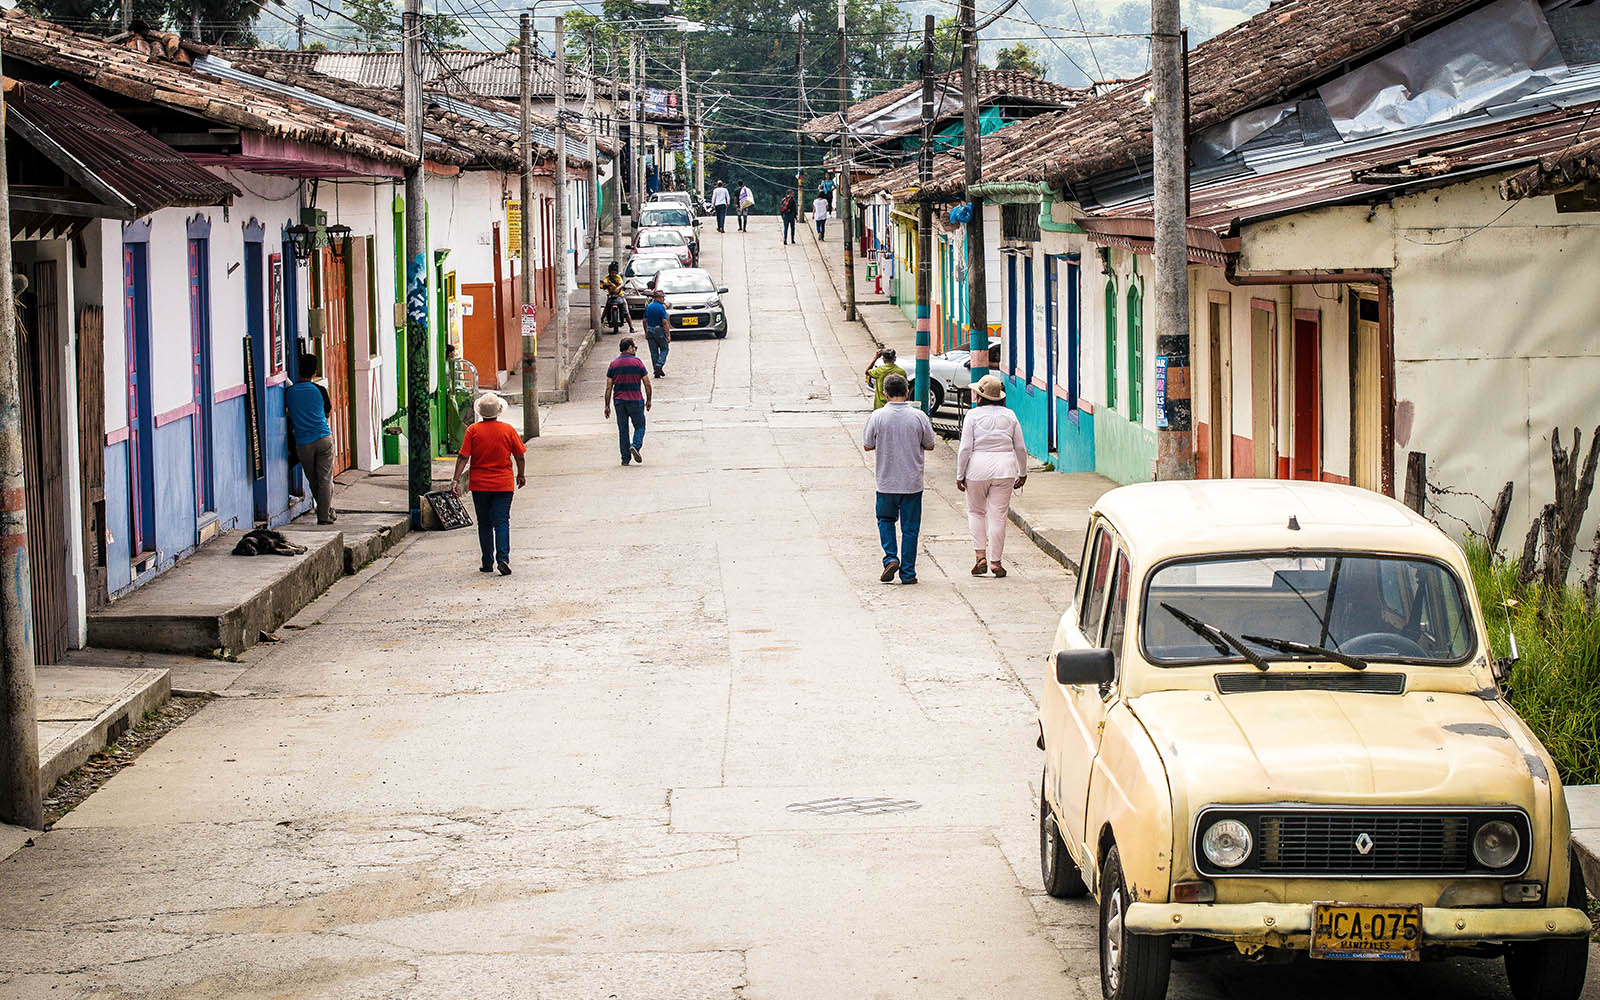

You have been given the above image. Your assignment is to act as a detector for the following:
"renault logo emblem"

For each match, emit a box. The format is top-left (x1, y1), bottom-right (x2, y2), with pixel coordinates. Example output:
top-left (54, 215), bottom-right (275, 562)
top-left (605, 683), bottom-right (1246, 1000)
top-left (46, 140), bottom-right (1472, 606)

top-left (1355, 832), bottom-right (1375, 855)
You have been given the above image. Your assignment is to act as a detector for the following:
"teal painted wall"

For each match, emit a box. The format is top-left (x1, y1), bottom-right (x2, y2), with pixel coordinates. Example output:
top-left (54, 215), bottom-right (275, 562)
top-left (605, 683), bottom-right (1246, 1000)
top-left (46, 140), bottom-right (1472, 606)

top-left (1056, 401), bottom-right (1096, 473)
top-left (1005, 376), bottom-right (1052, 461)
top-left (1094, 405), bottom-right (1156, 484)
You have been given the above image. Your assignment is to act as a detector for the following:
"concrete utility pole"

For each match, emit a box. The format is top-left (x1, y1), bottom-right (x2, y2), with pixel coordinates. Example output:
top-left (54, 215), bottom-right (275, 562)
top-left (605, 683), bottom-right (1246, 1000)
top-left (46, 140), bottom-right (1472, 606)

top-left (120, 0), bottom-right (130, 31)
top-left (403, 0), bottom-right (433, 523)
top-left (960, 0), bottom-right (988, 381)
top-left (629, 38), bottom-right (641, 232)
top-left (914, 15), bottom-right (934, 412)
top-left (836, 0), bottom-right (856, 321)
top-left (1151, 0), bottom-right (1193, 479)
top-left (679, 37), bottom-right (689, 191)
top-left (553, 15), bottom-right (569, 384)
top-left (519, 13), bottom-right (540, 438)
top-left (586, 29), bottom-right (600, 338)
top-left (610, 37), bottom-right (622, 267)
top-left (693, 86), bottom-right (705, 200)
top-left (0, 38), bottom-right (42, 831)
top-left (796, 16), bottom-right (805, 217)
top-left (296, 13), bottom-right (305, 48)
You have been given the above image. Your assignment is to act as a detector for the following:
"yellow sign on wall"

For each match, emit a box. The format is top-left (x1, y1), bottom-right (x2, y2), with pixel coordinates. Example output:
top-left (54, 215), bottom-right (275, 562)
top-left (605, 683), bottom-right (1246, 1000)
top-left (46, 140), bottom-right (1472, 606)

top-left (507, 201), bottom-right (522, 259)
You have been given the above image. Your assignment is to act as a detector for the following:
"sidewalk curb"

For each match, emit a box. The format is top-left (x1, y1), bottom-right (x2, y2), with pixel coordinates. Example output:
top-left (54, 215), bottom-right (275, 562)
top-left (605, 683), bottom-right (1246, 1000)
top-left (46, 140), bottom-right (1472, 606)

top-left (1007, 504), bottom-right (1081, 575)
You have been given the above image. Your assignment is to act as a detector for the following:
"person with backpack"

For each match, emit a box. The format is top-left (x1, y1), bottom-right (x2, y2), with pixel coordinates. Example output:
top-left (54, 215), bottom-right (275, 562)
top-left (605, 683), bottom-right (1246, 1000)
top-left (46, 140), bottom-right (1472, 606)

top-left (779, 190), bottom-right (798, 244)
top-left (736, 181), bottom-right (754, 232)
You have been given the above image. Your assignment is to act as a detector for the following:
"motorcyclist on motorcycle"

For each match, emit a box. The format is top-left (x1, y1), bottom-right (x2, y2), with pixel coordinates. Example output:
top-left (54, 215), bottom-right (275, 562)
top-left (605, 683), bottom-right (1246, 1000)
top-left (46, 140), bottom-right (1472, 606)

top-left (600, 262), bottom-right (633, 334)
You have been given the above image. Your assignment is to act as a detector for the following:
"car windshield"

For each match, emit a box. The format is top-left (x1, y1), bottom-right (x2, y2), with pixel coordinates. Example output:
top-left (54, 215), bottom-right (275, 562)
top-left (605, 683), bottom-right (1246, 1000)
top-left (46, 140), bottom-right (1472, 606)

top-left (640, 208), bottom-right (692, 227)
top-left (625, 257), bottom-right (678, 277)
top-left (656, 271), bottom-right (716, 294)
top-left (639, 230), bottom-right (685, 246)
top-left (1143, 553), bottom-right (1474, 665)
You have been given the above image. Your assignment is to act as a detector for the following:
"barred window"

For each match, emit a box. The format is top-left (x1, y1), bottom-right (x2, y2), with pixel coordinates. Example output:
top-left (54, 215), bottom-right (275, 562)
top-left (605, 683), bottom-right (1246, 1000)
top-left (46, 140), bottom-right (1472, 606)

top-left (1001, 203), bottom-right (1040, 243)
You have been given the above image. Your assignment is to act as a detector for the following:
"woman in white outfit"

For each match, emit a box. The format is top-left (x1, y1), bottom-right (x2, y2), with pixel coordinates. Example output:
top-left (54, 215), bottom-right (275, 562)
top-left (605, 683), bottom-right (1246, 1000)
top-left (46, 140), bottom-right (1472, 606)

top-left (957, 374), bottom-right (1029, 578)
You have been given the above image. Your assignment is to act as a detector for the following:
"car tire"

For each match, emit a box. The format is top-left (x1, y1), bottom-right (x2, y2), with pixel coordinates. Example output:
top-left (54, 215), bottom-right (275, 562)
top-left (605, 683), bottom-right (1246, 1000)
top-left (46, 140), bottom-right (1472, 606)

top-left (1040, 776), bottom-right (1088, 899)
top-left (1099, 845), bottom-right (1171, 1000)
top-left (1504, 853), bottom-right (1589, 1000)
top-left (714, 330), bottom-right (727, 339)
top-left (928, 380), bottom-right (945, 413)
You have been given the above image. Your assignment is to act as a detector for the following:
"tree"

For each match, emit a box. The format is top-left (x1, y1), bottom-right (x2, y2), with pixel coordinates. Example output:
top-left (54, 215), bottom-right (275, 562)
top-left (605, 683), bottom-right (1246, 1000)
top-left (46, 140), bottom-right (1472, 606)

top-left (993, 41), bottom-right (1045, 78)
top-left (344, 0), bottom-right (398, 49)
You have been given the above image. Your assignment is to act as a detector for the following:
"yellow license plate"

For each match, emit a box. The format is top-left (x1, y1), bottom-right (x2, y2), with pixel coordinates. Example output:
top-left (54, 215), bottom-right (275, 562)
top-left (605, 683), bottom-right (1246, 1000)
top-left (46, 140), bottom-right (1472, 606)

top-left (682, 317), bottom-right (699, 326)
top-left (1310, 903), bottom-right (1421, 961)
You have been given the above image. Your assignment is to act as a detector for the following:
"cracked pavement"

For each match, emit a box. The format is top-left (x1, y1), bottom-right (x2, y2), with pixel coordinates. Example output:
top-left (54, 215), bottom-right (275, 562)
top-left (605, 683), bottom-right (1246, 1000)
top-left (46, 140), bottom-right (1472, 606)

top-left (2, 222), bottom-right (1595, 999)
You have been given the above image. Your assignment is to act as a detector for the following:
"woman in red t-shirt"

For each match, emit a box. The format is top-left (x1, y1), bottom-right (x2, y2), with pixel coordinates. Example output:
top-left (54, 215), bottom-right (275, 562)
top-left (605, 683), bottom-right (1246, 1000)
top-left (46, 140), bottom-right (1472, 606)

top-left (450, 393), bottom-right (527, 575)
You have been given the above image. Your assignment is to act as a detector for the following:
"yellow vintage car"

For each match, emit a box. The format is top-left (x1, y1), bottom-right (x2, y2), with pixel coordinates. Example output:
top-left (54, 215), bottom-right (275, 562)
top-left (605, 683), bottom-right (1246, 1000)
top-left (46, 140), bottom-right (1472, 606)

top-left (1038, 480), bottom-right (1590, 1000)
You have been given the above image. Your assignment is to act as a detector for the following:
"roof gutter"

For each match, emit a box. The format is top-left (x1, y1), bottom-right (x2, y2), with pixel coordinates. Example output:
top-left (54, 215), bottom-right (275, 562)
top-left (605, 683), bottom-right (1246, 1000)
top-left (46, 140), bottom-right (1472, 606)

top-left (1223, 260), bottom-right (1396, 497)
top-left (965, 180), bottom-right (1083, 234)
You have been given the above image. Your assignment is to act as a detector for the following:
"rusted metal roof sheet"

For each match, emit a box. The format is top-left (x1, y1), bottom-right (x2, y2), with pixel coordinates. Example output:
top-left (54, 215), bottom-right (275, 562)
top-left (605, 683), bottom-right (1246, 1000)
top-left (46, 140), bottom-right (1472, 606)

top-left (6, 78), bottom-right (238, 214)
top-left (1500, 131), bottom-right (1600, 198)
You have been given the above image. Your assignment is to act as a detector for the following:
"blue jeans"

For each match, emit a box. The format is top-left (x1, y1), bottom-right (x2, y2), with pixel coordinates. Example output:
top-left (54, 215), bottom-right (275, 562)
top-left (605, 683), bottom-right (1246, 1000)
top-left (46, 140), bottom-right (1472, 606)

top-left (715, 204), bottom-right (727, 231)
top-left (471, 490), bottom-right (513, 566)
top-left (816, 220), bottom-right (826, 240)
top-left (615, 399), bottom-right (646, 462)
top-left (782, 217), bottom-right (796, 242)
top-left (647, 335), bottom-right (669, 371)
top-left (875, 491), bottom-right (923, 581)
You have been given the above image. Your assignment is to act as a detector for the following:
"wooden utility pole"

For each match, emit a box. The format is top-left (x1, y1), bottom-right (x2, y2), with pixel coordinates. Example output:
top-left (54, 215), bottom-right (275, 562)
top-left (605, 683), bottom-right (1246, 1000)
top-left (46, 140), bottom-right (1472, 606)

top-left (296, 13), bottom-right (305, 48)
top-left (960, 0), bottom-right (987, 380)
top-left (403, 0), bottom-right (432, 522)
top-left (678, 37), bottom-right (689, 191)
top-left (1152, 0), bottom-right (1193, 479)
top-left (693, 86), bottom-right (705, 200)
top-left (553, 15), bottom-right (569, 383)
top-left (836, 0), bottom-right (855, 321)
top-left (610, 37), bottom-right (622, 266)
top-left (120, 0), bottom-right (130, 31)
top-left (519, 13), bottom-right (540, 438)
top-left (0, 38), bottom-right (42, 831)
top-left (914, 14), bottom-right (934, 412)
top-left (629, 38), bottom-right (641, 231)
top-left (586, 30), bottom-right (600, 338)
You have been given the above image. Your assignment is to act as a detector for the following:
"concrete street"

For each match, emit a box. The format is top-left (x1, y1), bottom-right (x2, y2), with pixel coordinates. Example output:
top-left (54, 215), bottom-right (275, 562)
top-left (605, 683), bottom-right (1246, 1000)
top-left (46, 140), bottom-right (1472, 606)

top-left (0, 217), bottom-right (1590, 999)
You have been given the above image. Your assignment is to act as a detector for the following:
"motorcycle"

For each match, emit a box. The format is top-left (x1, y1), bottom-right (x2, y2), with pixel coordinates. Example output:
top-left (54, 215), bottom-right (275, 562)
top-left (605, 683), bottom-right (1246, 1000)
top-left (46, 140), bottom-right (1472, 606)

top-left (602, 292), bottom-right (629, 334)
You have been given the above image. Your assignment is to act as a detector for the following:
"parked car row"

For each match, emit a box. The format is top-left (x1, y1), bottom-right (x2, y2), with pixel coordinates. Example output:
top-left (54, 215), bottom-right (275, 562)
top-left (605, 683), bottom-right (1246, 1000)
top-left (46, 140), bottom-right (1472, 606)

top-left (609, 194), bottom-right (730, 340)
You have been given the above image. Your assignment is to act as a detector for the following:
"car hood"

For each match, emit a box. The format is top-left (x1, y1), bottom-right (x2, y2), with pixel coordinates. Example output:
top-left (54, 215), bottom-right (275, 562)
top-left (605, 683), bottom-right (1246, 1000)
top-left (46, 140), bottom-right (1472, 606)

top-left (1129, 686), bottom-right (1545, 805)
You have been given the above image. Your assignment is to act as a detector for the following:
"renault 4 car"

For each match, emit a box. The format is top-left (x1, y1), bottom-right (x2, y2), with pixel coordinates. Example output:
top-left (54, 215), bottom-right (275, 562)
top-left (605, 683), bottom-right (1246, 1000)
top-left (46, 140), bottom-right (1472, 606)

top-left (1038, 480), bottom-right (1589, 1000)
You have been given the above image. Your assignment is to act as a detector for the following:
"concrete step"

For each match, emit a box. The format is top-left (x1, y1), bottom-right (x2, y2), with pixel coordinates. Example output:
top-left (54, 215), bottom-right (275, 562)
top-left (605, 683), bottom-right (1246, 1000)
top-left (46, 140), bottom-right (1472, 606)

top-left (1566, 785), bottom-right (1600, 893)
top-left (87, 526), bottom-right (344, 658)
top-left (288, 512), bottom-right (411, 575)
top-left (35, 664), bottom-right (170, 790)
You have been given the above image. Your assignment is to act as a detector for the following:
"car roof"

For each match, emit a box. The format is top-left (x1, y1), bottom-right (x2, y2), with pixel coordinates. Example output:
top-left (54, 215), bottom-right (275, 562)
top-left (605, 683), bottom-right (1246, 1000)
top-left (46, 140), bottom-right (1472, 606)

top-left (627, 251), bottom-right (680, 265)
top-left (639, 229), bottom-right (686, 241)
top-left (1092, 481), bottom-right (1461, 565)
top-left (648, 193), bottom-right (690, 202)
top-left (657, 267), bottom-right (713, 282)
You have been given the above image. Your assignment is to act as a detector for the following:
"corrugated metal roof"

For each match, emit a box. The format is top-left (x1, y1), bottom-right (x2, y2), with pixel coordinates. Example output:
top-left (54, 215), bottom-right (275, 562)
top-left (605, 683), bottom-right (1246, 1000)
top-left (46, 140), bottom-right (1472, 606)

top-left (801, 69), bottom-right (1088, 141)
top-left (227, 48), bottom-right (608, 101)
top-left (6, 79), bottom-right (238, 215)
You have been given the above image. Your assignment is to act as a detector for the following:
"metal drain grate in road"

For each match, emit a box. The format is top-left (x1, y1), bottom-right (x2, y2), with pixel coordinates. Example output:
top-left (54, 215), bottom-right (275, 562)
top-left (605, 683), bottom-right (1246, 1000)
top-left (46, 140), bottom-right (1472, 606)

top-left (786, 796), bottom-right (923, 816)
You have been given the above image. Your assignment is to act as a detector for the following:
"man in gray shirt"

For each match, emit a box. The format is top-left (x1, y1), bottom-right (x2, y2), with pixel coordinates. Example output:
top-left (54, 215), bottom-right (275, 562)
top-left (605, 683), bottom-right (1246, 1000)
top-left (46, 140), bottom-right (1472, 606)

top-left (862, 373), bottom-right (936, 584)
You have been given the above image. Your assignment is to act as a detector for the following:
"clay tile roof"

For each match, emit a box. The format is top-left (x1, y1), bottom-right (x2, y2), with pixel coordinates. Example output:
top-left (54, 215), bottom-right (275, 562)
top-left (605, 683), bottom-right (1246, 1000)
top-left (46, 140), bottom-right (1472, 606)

top-left (800, 68), bottom-right (1087, 140)
top-left (910, 0), bottom-right (1480, 199)
top-left (0, 9), bottom-right (416, 169)
top-left (221, 47), bottom-right (610, 102)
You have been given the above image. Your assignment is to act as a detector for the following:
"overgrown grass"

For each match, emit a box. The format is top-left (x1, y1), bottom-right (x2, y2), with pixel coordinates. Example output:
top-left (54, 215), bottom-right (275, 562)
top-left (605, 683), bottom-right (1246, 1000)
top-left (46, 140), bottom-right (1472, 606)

top-left (1466, 539), bottom-right (1600, 785)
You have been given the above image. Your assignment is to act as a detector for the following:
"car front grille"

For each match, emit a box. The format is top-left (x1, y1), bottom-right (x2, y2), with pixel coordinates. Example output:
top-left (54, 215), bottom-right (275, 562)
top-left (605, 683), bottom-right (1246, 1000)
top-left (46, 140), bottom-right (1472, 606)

top-left (670, 312), bottom-right (713, 328)
top-left (1194, 808), bottom-right (1529, 877)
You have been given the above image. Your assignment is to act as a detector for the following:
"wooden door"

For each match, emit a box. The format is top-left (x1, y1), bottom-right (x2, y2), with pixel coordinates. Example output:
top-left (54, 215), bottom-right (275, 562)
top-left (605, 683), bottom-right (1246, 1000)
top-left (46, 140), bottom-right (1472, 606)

top-left (1249, 300), bottom-right (1276, 478)
top-left (321, 247), bottom-right (353, 474)
top-left (20, 260), bottom-right (68, 662)
top-left (76, 305), bottom-right (106, 611)
top-left (1292, 311), bottom-right (1321, 481)
top-left (1206, 292), bottom-right (1231, 479)
top-left (1351, 293), bottom-right (1383, 491)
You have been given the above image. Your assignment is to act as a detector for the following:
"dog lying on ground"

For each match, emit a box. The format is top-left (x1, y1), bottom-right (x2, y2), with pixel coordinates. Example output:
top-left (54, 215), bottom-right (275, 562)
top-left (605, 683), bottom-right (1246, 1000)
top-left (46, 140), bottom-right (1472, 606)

top-left (232, 528), bottom-right (308, 557)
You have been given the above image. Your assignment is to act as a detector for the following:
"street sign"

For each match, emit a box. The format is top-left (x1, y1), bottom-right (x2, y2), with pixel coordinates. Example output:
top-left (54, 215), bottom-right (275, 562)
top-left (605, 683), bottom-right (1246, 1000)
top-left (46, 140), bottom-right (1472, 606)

top-left (507, 201), bottom-right (522, 259)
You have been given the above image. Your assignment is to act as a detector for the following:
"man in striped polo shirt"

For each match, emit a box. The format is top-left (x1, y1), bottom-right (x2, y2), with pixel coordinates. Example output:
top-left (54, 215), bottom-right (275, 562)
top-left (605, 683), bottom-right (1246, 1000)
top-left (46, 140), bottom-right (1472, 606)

top-left (604, 337), bottom-right (653, 466)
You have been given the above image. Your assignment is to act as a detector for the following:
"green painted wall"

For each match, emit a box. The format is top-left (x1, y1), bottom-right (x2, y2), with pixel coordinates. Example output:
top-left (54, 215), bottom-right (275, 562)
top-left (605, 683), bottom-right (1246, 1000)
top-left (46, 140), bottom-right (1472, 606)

top-left (1093, 404), bottom-right (1156, 485)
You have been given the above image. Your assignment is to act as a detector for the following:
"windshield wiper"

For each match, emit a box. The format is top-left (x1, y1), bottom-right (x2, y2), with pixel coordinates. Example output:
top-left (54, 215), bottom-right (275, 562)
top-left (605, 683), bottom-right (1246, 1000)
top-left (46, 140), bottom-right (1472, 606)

top-left (1160, 602), bottom-right (1271, 672)
top-left (1240, 634), bottom-right (1368, 671)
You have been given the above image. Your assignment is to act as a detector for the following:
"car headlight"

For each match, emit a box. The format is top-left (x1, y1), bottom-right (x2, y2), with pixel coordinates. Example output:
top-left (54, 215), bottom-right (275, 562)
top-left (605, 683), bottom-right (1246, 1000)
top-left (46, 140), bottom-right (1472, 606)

top-left (1201, 819), bottom-right (1253, 869)
top-left (1473, 820), bottom-right (1520, 868)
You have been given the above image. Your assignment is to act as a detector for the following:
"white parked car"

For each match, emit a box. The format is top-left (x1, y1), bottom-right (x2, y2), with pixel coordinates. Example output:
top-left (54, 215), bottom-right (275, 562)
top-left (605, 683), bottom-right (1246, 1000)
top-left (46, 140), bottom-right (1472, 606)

top-left (869, 339), bottom-right (1001, 412)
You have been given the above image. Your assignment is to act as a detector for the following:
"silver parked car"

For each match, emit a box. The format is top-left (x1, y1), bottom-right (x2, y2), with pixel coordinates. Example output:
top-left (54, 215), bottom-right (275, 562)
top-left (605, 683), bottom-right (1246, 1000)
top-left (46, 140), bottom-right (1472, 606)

top-left (622, 251), bottom-right (682, 316)
top-left (635, 204), bottom-right (699, 264)
top-left (653, 267), bottom-right (729, 339)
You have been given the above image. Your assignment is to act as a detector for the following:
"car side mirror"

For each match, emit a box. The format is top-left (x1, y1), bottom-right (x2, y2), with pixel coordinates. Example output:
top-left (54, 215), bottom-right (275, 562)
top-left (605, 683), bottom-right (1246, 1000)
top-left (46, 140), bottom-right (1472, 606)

top-left (718, 286), bottom-right (729, 294)
top-left (1056, 648), bottom-right (1115, 686)
top-left (1494, 631), bottom-right (1520, 686)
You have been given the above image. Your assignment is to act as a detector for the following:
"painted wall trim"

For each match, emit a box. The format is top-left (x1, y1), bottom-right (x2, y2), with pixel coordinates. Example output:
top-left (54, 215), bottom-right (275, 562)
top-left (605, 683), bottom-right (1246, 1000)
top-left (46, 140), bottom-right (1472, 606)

top-left (214, 383), bottom-right (247, 403)
top-left (153, 401), bottom-right (197, 427)
top-left (106, 426), bottom-right (129, 445)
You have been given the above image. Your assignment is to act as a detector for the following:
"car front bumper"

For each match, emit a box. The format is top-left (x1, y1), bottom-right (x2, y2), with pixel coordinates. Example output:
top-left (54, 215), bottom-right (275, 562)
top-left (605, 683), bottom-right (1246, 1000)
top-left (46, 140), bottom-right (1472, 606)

top-left (1126, 901), bottom-right (1591, 945)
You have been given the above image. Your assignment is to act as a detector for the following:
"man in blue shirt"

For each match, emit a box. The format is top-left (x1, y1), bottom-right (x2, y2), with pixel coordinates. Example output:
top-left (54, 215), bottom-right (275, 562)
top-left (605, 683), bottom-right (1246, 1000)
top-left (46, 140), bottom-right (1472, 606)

top-left (286, 351), bottom-right (336, 524)
top-left (644, 288), bottom-right (670, 378)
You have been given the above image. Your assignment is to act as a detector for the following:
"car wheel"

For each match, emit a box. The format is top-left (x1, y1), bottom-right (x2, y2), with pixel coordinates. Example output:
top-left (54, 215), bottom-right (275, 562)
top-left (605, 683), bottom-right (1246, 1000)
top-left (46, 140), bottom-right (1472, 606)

top-left (1099, 846), bottom-right (1171, 1000)
top-left (928, 380), bottom-right (945, 413)
top-left (714, 329), bottom-right (727, 339)
top-left (1505, 853), bottom-right (1589, 1000)
top-left (1040, 775), bottom-right (1088, 898)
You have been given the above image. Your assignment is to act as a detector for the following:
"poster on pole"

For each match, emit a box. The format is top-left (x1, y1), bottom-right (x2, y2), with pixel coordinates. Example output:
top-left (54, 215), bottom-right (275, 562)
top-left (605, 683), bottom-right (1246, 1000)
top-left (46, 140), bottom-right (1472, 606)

top-left (1155, 355), bottom-right (1170, 428)
top-left (507, 201), bottom-right (522, 259)
top-left (521, 302), bottom-right (538, 358)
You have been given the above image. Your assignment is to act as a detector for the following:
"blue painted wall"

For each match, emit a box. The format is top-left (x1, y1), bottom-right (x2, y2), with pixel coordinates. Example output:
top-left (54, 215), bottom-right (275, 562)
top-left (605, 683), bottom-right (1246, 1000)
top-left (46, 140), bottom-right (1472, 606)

top-left (104, 443), bottom-right (130, 593)
top-left (1005, 375), bottom-right (1053, 462)
top-left (153, 420), bottom-right (197, 561)
top-left (1055, 401), bottom-right (1096, 473)
top-left (212, 396), bottom-right (254, 532)
top-left (261, 383), bottom-right (294, 527)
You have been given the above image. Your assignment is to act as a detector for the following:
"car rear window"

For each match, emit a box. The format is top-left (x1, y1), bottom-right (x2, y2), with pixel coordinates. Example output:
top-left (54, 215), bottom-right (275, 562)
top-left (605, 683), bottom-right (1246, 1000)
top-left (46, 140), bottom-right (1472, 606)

top-left (640, 208), bottom-right (691, 227)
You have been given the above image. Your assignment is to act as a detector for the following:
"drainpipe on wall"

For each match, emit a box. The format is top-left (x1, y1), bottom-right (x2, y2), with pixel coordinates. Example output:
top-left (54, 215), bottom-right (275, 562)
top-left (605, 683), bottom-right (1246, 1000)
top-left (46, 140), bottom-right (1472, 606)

top-left (965, 181), bottom-right (1083, 235)
top-left (1223, 260), bottom-right (1396, 498)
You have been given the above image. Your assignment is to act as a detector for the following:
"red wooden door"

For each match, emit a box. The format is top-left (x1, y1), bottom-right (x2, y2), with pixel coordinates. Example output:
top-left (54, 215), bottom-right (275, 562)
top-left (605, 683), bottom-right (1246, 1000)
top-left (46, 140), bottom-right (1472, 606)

top-left (321, 248), bottom-right (352, 474)
top-left (1292, 314), bottom-right (1320, 481)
